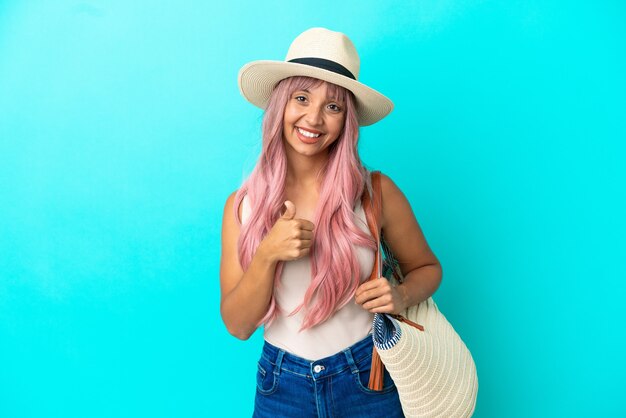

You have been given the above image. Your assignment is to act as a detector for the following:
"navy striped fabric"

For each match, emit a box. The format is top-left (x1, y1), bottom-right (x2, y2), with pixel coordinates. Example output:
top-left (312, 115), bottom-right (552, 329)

top-left (372, 313), bottom-right (402, 350)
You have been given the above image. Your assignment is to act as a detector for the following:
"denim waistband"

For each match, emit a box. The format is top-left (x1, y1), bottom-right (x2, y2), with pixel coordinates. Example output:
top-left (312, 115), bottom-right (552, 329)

top-left (260, 334), bottom-right (374, 380)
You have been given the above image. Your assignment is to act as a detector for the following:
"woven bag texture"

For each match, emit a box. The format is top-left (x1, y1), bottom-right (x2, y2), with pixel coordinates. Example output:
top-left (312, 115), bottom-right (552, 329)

top-left (364, 170), bottom-right (478, 416)
top-left (372, 300), bottom-right (478, 417)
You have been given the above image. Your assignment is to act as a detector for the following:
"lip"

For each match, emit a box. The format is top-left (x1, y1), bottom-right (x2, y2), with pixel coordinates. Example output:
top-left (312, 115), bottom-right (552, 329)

top-left (296, 126), bottom-right (323, 135)
top-left (295, 127), bottom-right (323, 144)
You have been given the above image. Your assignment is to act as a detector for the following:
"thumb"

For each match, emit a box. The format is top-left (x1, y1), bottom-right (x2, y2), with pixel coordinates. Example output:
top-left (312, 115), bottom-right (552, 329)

top-left (281, 200), bottom-right (296, 220)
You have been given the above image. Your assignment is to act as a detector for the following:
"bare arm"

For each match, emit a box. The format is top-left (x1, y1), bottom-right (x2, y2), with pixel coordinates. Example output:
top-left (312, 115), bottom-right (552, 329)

top-left (355, 173), bottom-right (442, 313)
top-left (220, 193), bottom-right (314, 340)
top-left (220, 192), bottom-right (276, 340)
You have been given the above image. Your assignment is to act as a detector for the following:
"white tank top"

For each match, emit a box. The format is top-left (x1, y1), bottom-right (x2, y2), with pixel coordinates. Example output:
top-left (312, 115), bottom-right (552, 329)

top-left (241, 195), bottom-right (375, 360)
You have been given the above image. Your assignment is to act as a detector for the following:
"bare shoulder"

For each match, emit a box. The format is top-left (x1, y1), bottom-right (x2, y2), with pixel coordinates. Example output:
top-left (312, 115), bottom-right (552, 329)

top-left (377, 171), bottom-right (439, 272)
top-left (379, 171), bottom-right (402, 197)
top-left (378, 172), bottom-right (409, 230)
top-left (221, 189), bottom-right (242, 267)
top-left (221, 189), bottom-right (245, 296)
top-left (223, 189), bottom-right (244, 225)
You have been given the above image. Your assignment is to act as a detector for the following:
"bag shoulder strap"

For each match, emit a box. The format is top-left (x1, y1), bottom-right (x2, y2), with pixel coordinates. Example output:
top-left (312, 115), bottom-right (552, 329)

top-left (362, 170), bottom-right (387, 391)
top-left (361, 170), bottom-right (382, 283)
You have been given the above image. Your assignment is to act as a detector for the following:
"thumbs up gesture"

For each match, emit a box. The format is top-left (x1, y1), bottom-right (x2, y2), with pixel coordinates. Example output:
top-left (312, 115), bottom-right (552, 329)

top-left (281, 200), bottom-right (297, 221)
top-left (259, 201), bottom-right (316, 262)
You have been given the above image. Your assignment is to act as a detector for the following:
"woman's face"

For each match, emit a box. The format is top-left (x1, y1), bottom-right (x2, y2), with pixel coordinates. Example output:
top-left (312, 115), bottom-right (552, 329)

top-left (282, 81), bottom-right (346, 159)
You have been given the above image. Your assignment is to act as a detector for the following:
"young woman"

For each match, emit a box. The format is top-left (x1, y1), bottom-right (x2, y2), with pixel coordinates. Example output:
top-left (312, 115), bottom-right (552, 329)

top-left (220, 27), bottom-right (442, 417)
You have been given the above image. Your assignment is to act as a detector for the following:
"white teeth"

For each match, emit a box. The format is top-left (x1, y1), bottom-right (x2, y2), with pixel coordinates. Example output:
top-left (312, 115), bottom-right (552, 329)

top-left (297, 127), bottom-right (321, 138)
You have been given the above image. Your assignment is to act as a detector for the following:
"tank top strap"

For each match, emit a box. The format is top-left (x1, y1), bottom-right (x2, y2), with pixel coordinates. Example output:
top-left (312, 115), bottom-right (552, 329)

top-left (241, 194), bottom-right (251, 224)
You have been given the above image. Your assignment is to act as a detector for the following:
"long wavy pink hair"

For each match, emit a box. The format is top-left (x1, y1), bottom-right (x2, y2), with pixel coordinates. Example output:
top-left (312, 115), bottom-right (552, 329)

top-left (234, 76), bottom-right (376, 330)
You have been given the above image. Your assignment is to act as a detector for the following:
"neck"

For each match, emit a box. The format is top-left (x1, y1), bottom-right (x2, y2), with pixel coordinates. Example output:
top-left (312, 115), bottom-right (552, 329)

top-left (284, 149), bottom-right (329, 190)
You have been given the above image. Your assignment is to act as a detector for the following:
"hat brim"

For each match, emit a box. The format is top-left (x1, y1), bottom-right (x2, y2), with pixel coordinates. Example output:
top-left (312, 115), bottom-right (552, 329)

top-left (238, 60), bottom-right (394, 126)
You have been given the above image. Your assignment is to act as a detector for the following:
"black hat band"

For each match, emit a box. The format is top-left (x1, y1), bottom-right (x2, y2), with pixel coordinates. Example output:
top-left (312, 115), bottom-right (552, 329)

top-left (287, 57), bottom-right (356, 80)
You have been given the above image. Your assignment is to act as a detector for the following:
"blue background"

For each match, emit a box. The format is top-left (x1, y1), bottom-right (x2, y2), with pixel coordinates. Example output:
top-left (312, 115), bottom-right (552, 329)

top-left (1, 1), bottom-right (625, 417)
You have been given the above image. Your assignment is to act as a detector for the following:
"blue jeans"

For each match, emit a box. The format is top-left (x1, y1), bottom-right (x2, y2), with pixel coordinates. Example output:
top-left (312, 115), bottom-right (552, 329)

top-left (253, 335), bottom-right (404, 418)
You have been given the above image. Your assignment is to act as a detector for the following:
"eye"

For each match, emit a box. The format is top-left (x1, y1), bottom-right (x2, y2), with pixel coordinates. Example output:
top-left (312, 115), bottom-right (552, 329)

top-left (328, 103), bottom-right (342, 112)
top-left (294, 95), bottom-right (307, 102)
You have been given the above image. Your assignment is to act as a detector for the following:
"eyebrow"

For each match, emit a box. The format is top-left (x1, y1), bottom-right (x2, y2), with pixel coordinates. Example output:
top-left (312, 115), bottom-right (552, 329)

top-left (296, 89), bottom-right (342, 102)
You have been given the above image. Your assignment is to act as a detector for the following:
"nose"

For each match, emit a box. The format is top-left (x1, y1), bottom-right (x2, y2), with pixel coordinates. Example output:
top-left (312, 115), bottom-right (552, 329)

top-left (305, 105), bottom-right (324, 126)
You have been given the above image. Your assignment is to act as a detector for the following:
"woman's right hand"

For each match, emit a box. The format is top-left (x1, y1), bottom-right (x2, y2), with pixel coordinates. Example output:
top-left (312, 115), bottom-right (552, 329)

top-left (259, 201), bottom-right (315, 262)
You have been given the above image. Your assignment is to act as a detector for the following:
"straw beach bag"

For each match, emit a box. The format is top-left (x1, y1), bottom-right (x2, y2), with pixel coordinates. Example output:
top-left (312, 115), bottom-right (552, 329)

top-left (361, 171), bottom-right (478, 418)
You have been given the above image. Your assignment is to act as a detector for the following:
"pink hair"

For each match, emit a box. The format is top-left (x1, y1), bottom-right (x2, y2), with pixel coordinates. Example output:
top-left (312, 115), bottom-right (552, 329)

top-left (234, 76), bottom-right (376, 330)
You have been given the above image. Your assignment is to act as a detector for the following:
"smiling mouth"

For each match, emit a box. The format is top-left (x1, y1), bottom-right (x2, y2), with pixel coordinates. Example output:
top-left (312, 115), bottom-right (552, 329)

top-left (296, 127), bottom-right (322, 138)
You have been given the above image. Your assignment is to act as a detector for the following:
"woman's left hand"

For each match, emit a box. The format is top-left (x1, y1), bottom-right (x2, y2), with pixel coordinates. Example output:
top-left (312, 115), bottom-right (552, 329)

top-left (355, 278), bottom-right (408, 314)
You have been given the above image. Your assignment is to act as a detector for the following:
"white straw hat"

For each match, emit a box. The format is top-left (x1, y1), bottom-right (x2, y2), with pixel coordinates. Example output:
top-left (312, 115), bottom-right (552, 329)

top-left (238, 27), bottom-right (394, 126)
